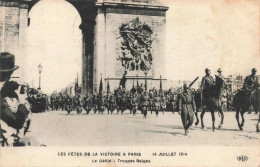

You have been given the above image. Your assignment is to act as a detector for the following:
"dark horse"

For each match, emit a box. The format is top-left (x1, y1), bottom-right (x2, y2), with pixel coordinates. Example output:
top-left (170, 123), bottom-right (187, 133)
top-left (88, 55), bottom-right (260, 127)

top-left (233, 86), bottom-right (260, 131)
top-left (194, 75), bottom-right (225, 131)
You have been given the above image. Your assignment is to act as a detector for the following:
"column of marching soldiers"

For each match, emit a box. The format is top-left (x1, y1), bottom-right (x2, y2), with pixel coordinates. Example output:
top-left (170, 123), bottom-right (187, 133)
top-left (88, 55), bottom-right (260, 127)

top-left (26, 67), bottom-right (259, 120)
top-left (35, 85), bottom-right (176, 118)
top-left (27, 83), bottom-right (233, 118)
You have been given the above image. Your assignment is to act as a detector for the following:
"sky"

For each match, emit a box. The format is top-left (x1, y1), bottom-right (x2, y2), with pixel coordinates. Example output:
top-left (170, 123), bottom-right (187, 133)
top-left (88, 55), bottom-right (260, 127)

top-left (26, 0), bottom-right (259, 94)
top-left (27, 0), bottom-right (82, 94)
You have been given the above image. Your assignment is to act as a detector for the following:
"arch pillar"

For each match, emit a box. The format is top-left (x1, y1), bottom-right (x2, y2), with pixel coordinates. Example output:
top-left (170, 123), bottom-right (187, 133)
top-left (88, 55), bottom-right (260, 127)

top-left (80, 19), bottom-right (95, 94)
top-left (0, 0), bottom-right (31, 82)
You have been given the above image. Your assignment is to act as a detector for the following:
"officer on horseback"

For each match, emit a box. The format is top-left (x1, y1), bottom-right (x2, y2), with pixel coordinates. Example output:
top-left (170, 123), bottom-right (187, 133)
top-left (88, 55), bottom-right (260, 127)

top-left (243, 68), bottom-right (258, 91)
top-left (217, 68), bottom-right (227, 106)
top-left (201, 68), bottom-right (215, 102)
top-left (243, 68), bottom-right (259, 114)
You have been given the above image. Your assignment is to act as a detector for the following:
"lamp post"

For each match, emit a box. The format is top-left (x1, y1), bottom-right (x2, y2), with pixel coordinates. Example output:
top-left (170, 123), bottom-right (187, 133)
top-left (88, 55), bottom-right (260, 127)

top-left (38, 63), bottom-right (43, 90)
top-left (144, 69), bottom-right (149, 92)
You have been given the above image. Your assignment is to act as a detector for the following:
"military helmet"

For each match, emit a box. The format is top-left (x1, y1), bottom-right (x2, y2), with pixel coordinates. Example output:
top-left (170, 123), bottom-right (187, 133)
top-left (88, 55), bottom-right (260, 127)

top-left (252, 68), bottom-right (257, 73)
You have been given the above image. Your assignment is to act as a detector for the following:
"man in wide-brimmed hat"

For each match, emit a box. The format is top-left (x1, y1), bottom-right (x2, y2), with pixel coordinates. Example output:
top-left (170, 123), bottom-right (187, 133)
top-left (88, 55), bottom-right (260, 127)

top-left (0, 52), bottom-right (30, 146)
top-left (0, 52), bottom-right (19, 82)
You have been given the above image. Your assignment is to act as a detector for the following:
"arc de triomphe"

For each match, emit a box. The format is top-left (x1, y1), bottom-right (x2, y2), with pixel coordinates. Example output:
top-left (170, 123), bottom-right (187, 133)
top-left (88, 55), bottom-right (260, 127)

top-left (0, 0), bottom-right (168, 94)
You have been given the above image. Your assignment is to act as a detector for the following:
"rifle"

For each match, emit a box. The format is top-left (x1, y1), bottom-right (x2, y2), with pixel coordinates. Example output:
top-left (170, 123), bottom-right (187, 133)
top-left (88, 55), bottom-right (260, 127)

top-left (189, 77), bottom-right (199, 88)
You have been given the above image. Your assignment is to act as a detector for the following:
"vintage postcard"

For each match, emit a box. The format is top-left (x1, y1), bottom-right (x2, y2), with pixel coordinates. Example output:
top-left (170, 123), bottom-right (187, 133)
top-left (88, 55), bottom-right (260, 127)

top-left (0, 0), bottom-right (259, 166)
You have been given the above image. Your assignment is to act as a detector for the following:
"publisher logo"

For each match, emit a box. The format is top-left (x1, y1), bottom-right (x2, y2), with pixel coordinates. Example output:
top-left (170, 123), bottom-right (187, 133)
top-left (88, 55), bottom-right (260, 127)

top-left (237, 155), bottom-right (248, 162)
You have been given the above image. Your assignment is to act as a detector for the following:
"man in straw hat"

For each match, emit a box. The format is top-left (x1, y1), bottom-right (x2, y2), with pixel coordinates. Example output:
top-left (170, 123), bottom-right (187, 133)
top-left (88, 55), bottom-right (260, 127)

top-left (0, 52), bottom-right (31, 146)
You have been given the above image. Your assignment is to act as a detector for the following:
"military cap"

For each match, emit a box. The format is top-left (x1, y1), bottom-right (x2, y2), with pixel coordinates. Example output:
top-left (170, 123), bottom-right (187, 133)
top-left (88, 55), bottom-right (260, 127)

top-left (217, 68), bottom-right (222, 73)
top-left (205, 68), bottom-right (210, 72)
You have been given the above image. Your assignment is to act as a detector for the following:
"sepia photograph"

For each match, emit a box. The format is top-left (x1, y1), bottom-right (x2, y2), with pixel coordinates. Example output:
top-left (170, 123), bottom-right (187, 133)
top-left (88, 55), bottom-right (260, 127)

top-left (0, 0), bottom-right (259, 166)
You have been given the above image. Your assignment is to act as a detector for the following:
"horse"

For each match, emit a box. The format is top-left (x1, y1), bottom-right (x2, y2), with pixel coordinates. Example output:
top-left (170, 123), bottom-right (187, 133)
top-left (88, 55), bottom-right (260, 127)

top-left (233, 86), bottom-right (260, 131)
top-left (195, 75), bottom-right (225, 131)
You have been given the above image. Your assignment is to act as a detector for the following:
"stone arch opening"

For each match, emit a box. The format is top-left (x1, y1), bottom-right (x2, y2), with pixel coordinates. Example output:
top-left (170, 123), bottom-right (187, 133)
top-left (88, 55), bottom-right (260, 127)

top-left (27, 0), bottom-right (83, 94)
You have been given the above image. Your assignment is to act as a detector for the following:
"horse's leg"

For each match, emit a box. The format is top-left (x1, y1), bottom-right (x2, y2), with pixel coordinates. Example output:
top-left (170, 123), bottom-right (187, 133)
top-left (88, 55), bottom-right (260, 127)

top-left (218, 108), bottom-right (224, 129)
top-left (240, 111), bottom-right (245, 127)
top-left (211, 110), bottom-right (215, 131)
top-left (200, 109), bottom-right (206, 129)
top-left (195, 108), bottom-right (199, 126)
top-left (235, 110), bottom-right (242, 130)
top-left (256, 112), bottom-right (260, 132)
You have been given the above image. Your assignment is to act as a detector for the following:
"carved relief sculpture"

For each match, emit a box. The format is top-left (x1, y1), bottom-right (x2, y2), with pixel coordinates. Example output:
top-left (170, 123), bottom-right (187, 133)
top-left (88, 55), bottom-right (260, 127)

top-left (117, 17), bottom-right (153, 72)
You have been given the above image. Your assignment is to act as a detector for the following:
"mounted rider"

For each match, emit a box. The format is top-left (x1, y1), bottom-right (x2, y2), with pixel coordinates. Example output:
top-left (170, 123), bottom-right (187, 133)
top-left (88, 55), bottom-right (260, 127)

top-left (216, 68), bottom-right (226, 105)
top-left (201, 68), bottom-right (215, 103)
top-left (243, 68), bottom-right (259, 107)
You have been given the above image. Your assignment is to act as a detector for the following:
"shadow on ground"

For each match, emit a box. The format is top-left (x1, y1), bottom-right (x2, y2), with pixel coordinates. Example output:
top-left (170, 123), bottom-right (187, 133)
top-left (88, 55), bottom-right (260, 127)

top-left (141, 130), bottom-right (184, 136)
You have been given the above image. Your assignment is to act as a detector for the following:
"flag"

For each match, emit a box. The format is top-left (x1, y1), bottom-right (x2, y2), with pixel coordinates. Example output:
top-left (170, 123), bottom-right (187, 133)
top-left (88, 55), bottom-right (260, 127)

top-left (136, 75), bottom-right (139, 88)
top-left (99, 76), bottom-right (103, 94)
top-left (160, 75), bottom-right (162, 90)
top-left (132, 78), bottom-right (135, 89)
top-left (107, 78), bottom-right (110, 93)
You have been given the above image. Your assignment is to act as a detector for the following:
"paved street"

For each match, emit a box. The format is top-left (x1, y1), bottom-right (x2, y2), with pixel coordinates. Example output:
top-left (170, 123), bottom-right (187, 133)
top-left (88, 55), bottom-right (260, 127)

top-left (28, 110), bottom-right (259, 146)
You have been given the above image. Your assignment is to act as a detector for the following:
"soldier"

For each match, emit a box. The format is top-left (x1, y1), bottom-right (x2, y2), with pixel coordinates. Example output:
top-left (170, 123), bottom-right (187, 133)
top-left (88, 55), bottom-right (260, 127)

top-left (86, 92), bottom-right (93, 114)
top-left (201, 68), bottom-right (215, 103)
top-left (92, 92), bottom-right (98, 114)
top-left (121, 89), bottom-right (127, 114)
top-left (131, 91), bottom-right (139, 116)
top-left (140, 91), bottom-right (150, 118)
top-left (65, 95), bottom-right (73, 115)
top-left (217, 68), bottom-right (226, 106)
top-left (217, 68), bottom-right (224, 78)
top-left (98, 92), bottom-right (106, 114)
top-left (107, 93), bottom-right (116, 114)
top-left (161, 92), bottom-right (166, 114)
top-left (243, 68), bottom-right (258, 91)
top-left (153, 91), bottom-right (161, 117)
top-left (55, 96), bottom-right (59, 111)
top-left (116, 87), bottom-right (123, 114)
top-left (243, 68), bottom-right (259, 113)
top-left (149, 90), bottom-right (154, 114)
top-left (74, 95), bottom-right (82, 115)
top-left (178, 83), bottom-right (196, 135)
